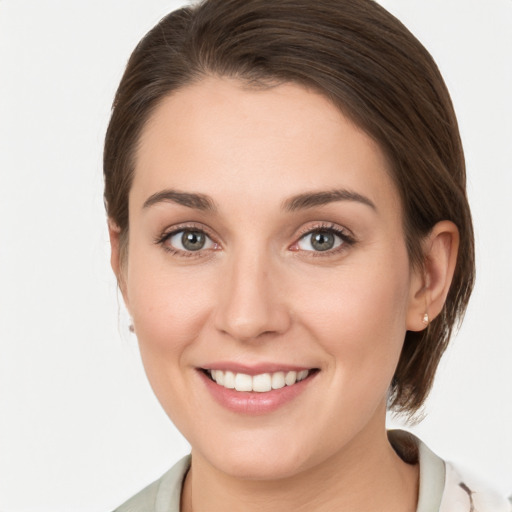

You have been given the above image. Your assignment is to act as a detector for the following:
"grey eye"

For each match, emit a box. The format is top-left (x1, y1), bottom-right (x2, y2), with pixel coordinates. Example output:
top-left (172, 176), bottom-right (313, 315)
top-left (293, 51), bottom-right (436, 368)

top-left (297, 230), bottom-right (343, 252)
top-left (181, 231), bottom-right (206, 251)
top-left (311, 232), bottom-right (335, 251)
top-left (168, 230), bottom-right (215, 252)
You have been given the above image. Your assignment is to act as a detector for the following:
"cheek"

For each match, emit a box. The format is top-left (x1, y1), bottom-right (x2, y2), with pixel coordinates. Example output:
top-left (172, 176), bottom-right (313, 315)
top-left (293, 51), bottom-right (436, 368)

top-left (292, 250), bottom-right (411, 385)
top-left (125, 245), bottom-right (216, 367)
top-left (124, 256), bottom-right (219, 429)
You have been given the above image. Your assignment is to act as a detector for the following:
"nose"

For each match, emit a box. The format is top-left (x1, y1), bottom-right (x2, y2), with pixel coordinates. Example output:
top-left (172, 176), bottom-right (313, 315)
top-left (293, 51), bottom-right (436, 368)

top-left (213, 249), bottom-right (291, 342)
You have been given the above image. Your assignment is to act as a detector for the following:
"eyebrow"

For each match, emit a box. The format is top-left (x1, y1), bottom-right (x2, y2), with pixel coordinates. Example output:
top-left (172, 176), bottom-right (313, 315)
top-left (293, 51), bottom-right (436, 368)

top-left (142, 187), bottom-right (376, 213)
top-left (142, 190), bottom-right (217, 212)
top-left (283, 189), bottom-right (376, 212)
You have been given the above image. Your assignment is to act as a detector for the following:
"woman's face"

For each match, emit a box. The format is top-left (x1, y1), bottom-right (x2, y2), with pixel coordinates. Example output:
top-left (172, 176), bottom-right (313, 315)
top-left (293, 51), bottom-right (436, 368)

top-left (117, 77), bottom-right (423, 479)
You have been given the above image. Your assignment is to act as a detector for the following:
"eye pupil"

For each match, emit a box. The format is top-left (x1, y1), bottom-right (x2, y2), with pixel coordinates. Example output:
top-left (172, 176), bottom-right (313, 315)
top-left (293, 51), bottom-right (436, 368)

top-left (311, 231), bottom-right (335, 251)
top-left (182, 231), bottom-right (206, 251)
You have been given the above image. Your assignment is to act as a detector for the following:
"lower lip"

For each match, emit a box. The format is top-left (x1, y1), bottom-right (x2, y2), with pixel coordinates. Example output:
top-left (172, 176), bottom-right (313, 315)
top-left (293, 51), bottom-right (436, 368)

top-left (198, 370), bottom-right (317, 415)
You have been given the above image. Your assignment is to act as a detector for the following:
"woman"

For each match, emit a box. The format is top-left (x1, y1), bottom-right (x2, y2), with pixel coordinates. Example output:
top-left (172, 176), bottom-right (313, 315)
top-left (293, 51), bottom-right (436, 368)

top-left (103, 0), bottom-right (511, 510)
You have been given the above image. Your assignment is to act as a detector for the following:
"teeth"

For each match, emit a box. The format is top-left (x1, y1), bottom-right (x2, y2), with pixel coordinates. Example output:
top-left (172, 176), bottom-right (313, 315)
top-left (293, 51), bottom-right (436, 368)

top-left (224, 371), bottom-right (235, 389)
top-left (215, 370), bottom-right (225, 386)
top-left (253, 373), bottom-right (272, 392)
top-left (271, 371), bottom-right (285, 390)
top-left (234, 373), bottom-right (252, 392)
top-left (285, 371), bottom-right (297, 386)
top-left (208, 369), bottom-right (311, 392)
top-left (297, 370), bottom-right (308, 381)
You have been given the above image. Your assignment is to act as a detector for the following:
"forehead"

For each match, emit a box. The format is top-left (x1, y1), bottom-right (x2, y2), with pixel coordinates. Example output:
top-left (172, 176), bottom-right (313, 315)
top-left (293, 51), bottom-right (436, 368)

top-left (132, 77), bottom-right (400, 218)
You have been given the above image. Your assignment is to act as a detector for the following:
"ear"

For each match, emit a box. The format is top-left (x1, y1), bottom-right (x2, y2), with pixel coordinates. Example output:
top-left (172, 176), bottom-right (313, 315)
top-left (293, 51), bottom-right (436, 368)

top-left (406, 221), bottom-right (459, 331)
top-left (108, 219), bottom-right (129, 308)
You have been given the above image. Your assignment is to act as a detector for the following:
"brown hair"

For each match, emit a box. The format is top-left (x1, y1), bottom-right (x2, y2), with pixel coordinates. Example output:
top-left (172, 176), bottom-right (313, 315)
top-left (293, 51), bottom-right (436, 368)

top-left (104, 0), bottom-right (475, 415)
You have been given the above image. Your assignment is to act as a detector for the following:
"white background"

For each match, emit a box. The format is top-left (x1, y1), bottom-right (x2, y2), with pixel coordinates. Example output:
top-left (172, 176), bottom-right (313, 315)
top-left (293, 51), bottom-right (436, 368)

top-left (0, 1), bottom-right (511, 510)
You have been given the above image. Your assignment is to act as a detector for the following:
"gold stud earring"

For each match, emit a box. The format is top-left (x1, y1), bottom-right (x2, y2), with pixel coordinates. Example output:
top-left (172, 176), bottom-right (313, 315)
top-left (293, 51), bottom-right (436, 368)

top-left (422, 313), bottom-right (429, 326)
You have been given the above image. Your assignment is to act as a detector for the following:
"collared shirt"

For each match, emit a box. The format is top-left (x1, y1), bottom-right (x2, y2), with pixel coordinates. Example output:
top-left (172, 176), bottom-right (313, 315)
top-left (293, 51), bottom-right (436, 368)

top-left (113, 431), bottom-right (512, 512)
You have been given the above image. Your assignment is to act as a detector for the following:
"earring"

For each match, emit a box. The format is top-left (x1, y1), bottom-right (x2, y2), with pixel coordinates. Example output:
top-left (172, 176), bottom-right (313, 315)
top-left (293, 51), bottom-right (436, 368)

top-left (129, 323), bottom-right (135, 333)
top-left (422, 313), bottom-right (429, 326)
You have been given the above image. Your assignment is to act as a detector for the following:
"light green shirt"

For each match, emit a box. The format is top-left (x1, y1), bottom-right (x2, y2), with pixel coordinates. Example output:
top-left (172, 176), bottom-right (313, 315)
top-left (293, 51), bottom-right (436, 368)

top-left (113, 431), bottom-right (511, 512)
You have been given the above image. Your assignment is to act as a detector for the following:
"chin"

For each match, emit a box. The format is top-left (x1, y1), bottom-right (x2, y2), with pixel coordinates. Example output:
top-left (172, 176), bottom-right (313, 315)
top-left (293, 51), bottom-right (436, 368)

top-left (211, 454), bottom-right (309, 481)
top-left (195, 431), bottom-right (319, 481)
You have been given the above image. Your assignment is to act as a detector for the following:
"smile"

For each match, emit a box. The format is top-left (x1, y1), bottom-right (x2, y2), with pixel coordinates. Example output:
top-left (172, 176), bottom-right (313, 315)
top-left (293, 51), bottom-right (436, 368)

top-left (206, 369), bottom-right (311, 392)
top-left (199, 365), bottom-right (319, 414)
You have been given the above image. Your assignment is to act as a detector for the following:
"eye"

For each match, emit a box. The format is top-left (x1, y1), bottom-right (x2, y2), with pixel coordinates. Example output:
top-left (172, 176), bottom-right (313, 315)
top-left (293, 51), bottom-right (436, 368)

top-left (295, 228), bottom-right (348, 252)
top-left (165, 229), bottom-right (217, 252)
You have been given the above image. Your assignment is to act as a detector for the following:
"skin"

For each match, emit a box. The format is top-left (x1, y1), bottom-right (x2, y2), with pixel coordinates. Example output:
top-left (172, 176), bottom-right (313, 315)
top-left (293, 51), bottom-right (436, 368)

top-left (110, 77), bottom-right (459, 512)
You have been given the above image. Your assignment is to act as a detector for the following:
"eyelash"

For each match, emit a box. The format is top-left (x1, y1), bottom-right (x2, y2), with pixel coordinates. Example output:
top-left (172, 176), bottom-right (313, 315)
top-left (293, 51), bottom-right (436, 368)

top-left (155, 222), bottom-right (356, 258)
top-left (292, 222), bottom-right (356, 257)
top-left (154, 223), bottom-right (219, 258)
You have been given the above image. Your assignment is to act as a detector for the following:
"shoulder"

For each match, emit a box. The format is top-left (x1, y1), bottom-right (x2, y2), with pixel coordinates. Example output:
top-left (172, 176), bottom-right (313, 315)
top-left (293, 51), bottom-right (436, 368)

top-left (112, 455), bottom-right (191, 512)
top-left (388, 430), bottom-right (511, 512)
top-left (440, 461), bottom-right (512, 512)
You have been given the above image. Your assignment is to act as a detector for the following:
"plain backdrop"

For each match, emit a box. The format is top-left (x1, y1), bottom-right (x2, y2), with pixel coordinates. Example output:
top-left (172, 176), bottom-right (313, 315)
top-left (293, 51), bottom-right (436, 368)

top-left (0, 1), bottom-right (511, 510)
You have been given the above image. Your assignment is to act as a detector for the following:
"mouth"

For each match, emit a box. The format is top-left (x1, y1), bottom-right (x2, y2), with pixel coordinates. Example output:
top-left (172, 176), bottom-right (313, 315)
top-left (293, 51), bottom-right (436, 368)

top-left (201, 368), bottom-right (319, 393)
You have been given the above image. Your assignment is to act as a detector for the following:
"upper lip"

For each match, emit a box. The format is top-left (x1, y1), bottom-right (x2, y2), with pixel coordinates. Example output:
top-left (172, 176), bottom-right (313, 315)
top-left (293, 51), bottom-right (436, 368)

top-left (199, 362), bottom-right (315, 376)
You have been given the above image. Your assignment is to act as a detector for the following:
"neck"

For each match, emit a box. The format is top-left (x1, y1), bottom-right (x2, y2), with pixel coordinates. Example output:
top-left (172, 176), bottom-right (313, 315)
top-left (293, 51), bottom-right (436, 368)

top-left (181, 412), bottom-right (418, 512)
